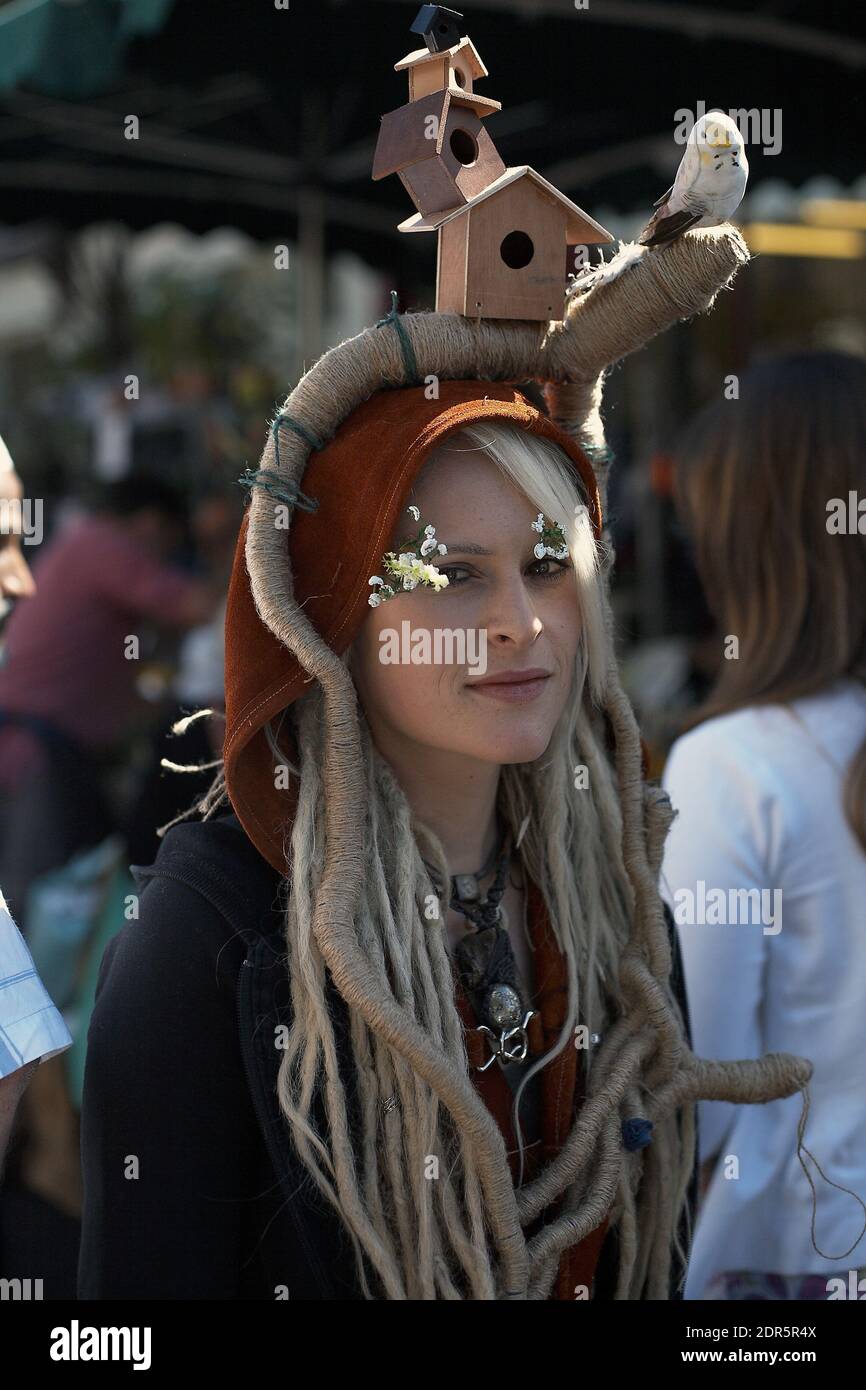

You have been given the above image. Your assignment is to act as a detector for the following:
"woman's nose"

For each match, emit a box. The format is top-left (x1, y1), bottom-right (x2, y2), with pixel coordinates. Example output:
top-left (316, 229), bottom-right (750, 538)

top-left (480, 575), bottom-right (543, 648)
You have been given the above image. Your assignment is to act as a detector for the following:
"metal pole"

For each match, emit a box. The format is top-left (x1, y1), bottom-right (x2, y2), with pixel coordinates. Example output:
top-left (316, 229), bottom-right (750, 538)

top-left (296, 180), bottom-right (325, 379)
top-left (294, 90), bottom-right (328, 381)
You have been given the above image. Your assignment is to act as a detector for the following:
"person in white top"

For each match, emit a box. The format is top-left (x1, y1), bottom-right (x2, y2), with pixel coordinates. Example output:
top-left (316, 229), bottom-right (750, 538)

top-left (659, 351), bottom-right (866, 1300)
top-left (0, 436), bottom-right (72, 1173)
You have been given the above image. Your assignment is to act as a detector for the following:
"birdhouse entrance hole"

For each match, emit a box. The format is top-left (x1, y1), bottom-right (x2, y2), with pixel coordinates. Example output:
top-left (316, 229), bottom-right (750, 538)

top-left (500, 230), bottom-right (535, 269)
top-left (449, 127), bottom-right (478, 165)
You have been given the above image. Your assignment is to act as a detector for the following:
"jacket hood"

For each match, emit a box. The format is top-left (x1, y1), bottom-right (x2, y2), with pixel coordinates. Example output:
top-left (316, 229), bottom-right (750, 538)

top-left (223, 378), bottom-right (602, 874)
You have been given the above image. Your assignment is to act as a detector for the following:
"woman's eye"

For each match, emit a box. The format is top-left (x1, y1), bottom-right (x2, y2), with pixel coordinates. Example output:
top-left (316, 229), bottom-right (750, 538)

top-left (528, 558), bottom-right (570, 581)
top-left (437, 566), bottom-right (473, 585)
top-left (437, 559), bottom-right (571, 586)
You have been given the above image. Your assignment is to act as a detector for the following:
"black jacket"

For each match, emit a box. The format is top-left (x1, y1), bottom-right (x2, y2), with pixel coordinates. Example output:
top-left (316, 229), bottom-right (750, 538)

top-left (77, 808), bottom-right (696, 1300)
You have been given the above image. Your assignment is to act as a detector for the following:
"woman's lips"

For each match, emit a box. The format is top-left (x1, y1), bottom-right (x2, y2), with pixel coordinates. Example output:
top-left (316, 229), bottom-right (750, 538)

top-left (465, 670), bottom-right (552, 704)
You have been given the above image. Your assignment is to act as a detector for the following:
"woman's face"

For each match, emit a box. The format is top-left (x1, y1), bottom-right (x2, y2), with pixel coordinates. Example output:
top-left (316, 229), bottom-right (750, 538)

top-left (351, 445), bottom-right (582, 769)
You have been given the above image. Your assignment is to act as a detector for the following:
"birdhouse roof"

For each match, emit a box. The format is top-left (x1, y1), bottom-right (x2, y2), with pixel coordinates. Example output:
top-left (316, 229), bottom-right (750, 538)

top-left (397, 165), bottom-right (616, 244)
top-left (451, 90), bottom-right (501, 116)
top-left (394, 36), bottom-right (488, 82)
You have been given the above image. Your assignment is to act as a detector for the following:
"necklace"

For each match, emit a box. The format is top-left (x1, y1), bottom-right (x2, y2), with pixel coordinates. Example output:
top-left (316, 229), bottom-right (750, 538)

top-left (423, 822), bottom-right (538, 1072)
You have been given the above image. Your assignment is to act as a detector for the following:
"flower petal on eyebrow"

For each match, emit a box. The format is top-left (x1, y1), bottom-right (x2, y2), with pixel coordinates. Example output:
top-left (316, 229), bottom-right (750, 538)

top-left (368, 515), bottom-right (449, 604)
top-left (531, 512), bottom-right (569, 559)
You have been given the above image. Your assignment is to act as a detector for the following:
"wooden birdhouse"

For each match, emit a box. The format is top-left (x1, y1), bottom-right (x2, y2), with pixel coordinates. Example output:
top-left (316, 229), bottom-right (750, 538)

top-left (372, 13), bottom-right (504, 221)
top-left (373, 90), bottom-right (506, 218)
top-left (373, 6), bottom-right (615, 322)
top-left (396, 37), bottom-right (499, 113)
top-left (401, 167), bottom-right (613, 321)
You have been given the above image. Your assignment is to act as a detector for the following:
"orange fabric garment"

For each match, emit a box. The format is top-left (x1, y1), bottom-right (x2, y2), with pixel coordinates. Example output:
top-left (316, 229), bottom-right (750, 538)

top-left (453, 876), bottom-right (610, 1299)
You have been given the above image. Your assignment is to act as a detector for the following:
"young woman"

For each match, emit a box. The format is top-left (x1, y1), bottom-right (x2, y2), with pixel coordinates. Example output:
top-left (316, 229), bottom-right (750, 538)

top-left (77, 272), bottom-right (810, 1299)
top-left (661, 351), bottom-right (866, 1299)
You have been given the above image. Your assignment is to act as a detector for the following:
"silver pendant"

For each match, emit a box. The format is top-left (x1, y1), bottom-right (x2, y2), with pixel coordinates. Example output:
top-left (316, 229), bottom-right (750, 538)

top-left (476, 1008), bottom-right (538, 1071)
top-left (487, 983), bottom-right (522, 1027)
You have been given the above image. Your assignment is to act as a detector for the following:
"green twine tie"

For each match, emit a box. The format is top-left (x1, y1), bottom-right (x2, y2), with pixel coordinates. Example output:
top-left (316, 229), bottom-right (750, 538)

top-left (270, 412), bottom-right (326, 472)
top-left (237, 467), bottom-right (319, 513)
top-left (375, 289), bottom-right (422, 387)
top-left (582, 440), bottom-right (616, 467)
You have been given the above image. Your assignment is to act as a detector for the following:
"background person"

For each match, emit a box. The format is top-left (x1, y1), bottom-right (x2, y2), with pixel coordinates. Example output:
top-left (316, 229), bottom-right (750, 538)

top-left (0, 440), bottom-right (72, 1181)
top-left (0, 474), bottom-right (218, 932)
top-left (660, 351), bottom-right (866, 1300)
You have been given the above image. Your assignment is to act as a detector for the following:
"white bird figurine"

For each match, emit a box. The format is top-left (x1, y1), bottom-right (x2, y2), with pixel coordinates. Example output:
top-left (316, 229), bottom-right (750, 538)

top-left (639, 110), bottom-right (749, 248)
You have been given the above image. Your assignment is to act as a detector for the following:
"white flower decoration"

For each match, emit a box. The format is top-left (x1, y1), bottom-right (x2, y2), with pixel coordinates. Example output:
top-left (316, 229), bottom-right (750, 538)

top-left (368, 517), bottom-right (450, 605)
top-left (420, 564), bottom-right (449, 591)
top-left (531, 512), bottom-right (569, 561)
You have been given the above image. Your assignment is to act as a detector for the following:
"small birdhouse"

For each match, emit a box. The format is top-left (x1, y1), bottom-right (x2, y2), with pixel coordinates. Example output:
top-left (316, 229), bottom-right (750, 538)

top-left (400, 167), bottom-right (614, 322)
top-left (395, 36), bottom-right (499, 114)
top-left (373, 18), bottom-right (505, 221)
top-left (373, 7), bottom-right (614, 323)
top-left (411, 5), bottom-right (465, 56)
top-left (373, 90), bottom-right (506, 218)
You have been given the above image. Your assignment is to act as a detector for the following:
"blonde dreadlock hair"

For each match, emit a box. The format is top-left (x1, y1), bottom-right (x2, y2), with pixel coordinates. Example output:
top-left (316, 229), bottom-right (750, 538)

top-left (189, 229), bottom-right (813, 1299)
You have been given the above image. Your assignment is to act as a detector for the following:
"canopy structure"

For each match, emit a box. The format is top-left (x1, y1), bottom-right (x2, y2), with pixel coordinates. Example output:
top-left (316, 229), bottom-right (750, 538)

top-left (0, 1), bottom-right (862, 367)
top-left (0, 0), bottom-right (861, 249)
top-left (0, 0), bottom-right (174, 98)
